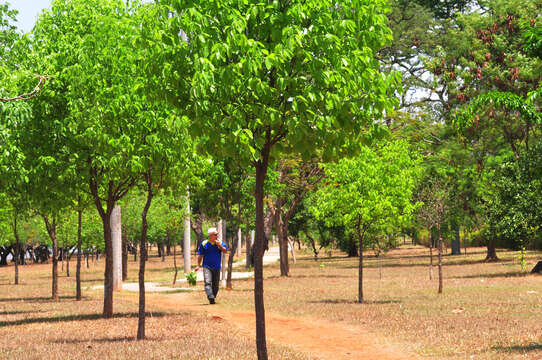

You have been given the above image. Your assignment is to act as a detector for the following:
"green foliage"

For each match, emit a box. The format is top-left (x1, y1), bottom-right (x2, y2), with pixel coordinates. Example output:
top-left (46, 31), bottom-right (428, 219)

top-left (166, 0), bottom-right (400, 163)
top-left (0, 2), bottom-right (20, 64)
top-left (121, 190), bottom-right (187, 245)
top-left (514, 247), bottom-right (527, 271)
top-left (185, 271), bottom-right (197, 286)
top-left (381, 1), bottom-right (436, 112)
top-left (31, 0), bottom-right (191, 239)
top-left (311, 140), bottom-right (420, 248)
top-left (409, 0), bottom-right (473, 19)
top-left (482, 140), bottom-right (542, 250)
top-left (434, 0), bottom-right (541, 130)
top-left (522, 15), bottom-right (542, 59)
top-left (454, 90), bottom-right (542, 132)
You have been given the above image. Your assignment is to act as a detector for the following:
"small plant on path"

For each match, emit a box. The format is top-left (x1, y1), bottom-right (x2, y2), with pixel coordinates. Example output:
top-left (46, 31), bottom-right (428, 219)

top-left (186, 271), bottom-right (197, 286)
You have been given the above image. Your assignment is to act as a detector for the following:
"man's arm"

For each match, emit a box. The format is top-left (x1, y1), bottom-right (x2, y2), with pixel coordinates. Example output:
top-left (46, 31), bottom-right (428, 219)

top-left (215, 242), bottom-right (228, 253)
top-left (195, 254), bottom-right (204, 271)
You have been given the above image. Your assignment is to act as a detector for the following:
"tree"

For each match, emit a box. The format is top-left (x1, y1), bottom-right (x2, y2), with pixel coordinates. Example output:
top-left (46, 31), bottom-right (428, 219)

top-left (416, 178), bottom-right (449, 292)
top-left (32, 0), bottom-right (185, 317)
top-left (0, 95), bottom-right (30, 285)
top-left (164, 0), bottom-right (399, 357)
top-left (273, 157), bottom-right (323, 276)
top-left (430, 0), bottom-right (542, 260)
top-left (380, 1), bottom-right (439, 112)
top-left (412, 0), bottom-right (474, 20)
top-left (311, 140), bottom-right (419, 302)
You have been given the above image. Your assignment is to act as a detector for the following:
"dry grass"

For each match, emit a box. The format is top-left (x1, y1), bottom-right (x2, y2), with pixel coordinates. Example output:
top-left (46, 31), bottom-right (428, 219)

top-left (210, 246), bottom-right (542, 359)
top-left (0, 254), bottom-right (307, 360)
top-left (2, 246), bottom-right (542, 359)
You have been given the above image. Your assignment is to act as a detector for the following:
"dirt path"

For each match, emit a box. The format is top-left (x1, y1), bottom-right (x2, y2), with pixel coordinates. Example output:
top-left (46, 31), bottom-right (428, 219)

top-left (127, 291), bottom-right (421, 360)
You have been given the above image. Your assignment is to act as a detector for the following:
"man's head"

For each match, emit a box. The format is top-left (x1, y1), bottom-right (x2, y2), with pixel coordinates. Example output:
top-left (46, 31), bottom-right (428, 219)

top-left (208, 227), bottom-right (218, 242)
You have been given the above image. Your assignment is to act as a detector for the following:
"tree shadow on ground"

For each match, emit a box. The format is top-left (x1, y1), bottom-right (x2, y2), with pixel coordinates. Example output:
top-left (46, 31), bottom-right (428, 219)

top-left (0, 310), bottom-right (36, 315)
top-left (267, 274), bottom-right (354, 280)
top-left (493, 343), bottom-right (542, 353)
top-left (334, 257), bottom-right (487, 270)
top-left (0, 312), bottom-right (169, 327)
top-left (80, 278), bottom-right (105, 283)
top-left (450, 271), bottom-right (530, 280)
top-left (308, 299), bottom-right (401, 305)
top-left (0, 296), bottom-right (79, 302)
top-left (52, 336), bottom-right (136, 344)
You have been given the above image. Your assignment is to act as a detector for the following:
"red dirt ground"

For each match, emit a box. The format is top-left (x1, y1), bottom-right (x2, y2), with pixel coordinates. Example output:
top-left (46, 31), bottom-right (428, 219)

top-left (126, 291), bottom-right (422, 360)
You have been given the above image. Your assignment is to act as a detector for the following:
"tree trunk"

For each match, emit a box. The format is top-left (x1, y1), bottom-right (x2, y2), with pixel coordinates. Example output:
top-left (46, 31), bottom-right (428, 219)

top-left (13, 214), bottom-right (19, 285)
top-left (43, 216), bottom-right (59, 301)
top-left (172, 231), bottom-right (178, 285)
top-left (246, 225), bottom-right (253, 269)
top-left (52, 235), bottom-right (58, 301)
top-left (157, 242), bottom-right (163, 258)
top-left (190, 214), bottom-right (205, 251)
top-left (226, 232), bottom-right (237, 290)
top-left (219, 220), bottom-right (227, 287)
top-left (451, 224), bottom-right (461, 255)
top-left (306, 233), bottom-right (319, 260)
top-left (356, 218), bottom-right (365, 303)
top-left (347, 238), bottom-right (358, 257)
top-left (66, 249), bottom-right (70, 277)
top-left (288, 237), bottom-right (296, 264)
top-left (485, 238), bottom-right (499, 261)
top-left (122, 231), bottom-right (128, 281)
top-left (19, 245), bottom-right (26, 265)
top-left (184, 198), bottom-right (191, 272)
top-left (429, 226), bottom-right (433, 280)
top-left (438, 223), bottom-right (443, 294)
top-left (137, 175), bottom-right (154, 340)
top-left (275, 197), bottom-right (289, 277)
top-left (76, 207), bottom-right (82, 301)
top-left (263, 209), bottom-right (273, 252)
top-left (254, 153), bottom-right (270, 360)
top-left (102, 212), bottom-right (114, 317)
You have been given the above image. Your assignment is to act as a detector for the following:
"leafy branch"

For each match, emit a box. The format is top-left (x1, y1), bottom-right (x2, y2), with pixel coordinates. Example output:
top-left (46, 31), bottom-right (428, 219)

top-left (453, 89), bottom-right (542, 132)
top-left (0, 75), bottom-right (48, 102)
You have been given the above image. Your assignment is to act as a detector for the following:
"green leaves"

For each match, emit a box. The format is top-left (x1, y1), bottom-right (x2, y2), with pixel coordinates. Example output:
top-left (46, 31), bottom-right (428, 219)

top-left (311, 140), bottom-right (420, 245)
top-left (454, 90), bottom-right (542, 132)
top-left (165, 0), bottom-right (400, 164)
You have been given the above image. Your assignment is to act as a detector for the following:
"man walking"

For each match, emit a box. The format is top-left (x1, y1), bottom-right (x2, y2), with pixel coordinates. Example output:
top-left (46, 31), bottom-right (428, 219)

top-left (195, 227), bottom-right (228, 304)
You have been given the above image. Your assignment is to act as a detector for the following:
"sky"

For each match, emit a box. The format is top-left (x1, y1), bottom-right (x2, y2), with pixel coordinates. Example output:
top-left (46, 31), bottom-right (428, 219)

top-left (8, 0), bottom-right (52, 33)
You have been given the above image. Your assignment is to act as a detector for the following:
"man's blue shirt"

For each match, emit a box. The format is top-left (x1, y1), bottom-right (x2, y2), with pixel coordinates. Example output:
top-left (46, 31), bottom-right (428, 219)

top-left (197, 239), bottom-right (227, 270)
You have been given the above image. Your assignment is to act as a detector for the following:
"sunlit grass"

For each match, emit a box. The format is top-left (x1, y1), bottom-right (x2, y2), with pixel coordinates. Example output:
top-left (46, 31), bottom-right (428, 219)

top-left (214, 245), bottom-right (542, 359)
top-left (0, 251), bottom-right (307, 360)
top-left (2, 245), bottom-right (542, 359)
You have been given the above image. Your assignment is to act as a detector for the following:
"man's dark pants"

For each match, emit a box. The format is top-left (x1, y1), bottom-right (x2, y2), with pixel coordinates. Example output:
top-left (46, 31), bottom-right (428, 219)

top-left (203, 267), bottom-right (220, 300)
